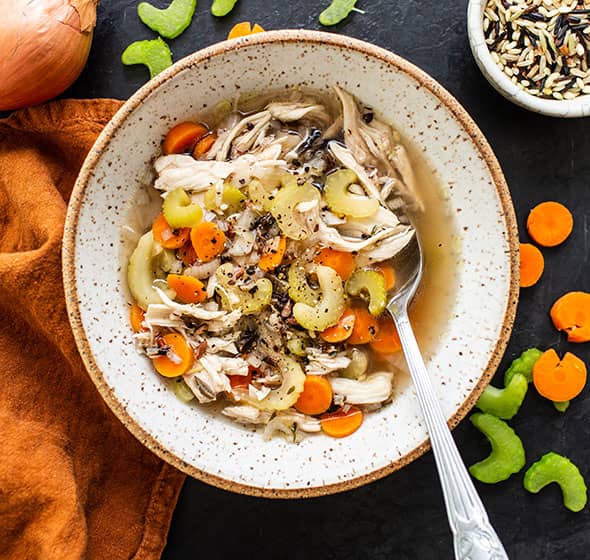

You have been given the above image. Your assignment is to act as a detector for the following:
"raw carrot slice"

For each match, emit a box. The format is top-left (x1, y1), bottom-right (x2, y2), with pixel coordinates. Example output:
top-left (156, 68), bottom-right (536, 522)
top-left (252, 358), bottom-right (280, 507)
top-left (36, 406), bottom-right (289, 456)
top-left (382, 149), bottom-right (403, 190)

top-left (374, 263), bottom-right (396, 291)
top-left (519, 243), bottom-right (544, 288)
top-left (369, 314), bottom-right (402, 354)
top-left (294, 375), bottom-right (333, 415)
top-left (314, 248), bottom-right (355, 280)
top-left (550, 291), bottom-right (590, 343)
top-left (167, 274), bottom-right (207, 304)
top-left (321, 406), bottom-right (363, 438)
top-left (192, 132), bottom-right (218, 158)
top-left (347, 306), bottom-right (379, 345)
top-left (153, 333), bottom-right (194, 377)
top-left (130, 303), bottom-right (146, 332)
top-left (527, 201), bottom-right (573, 247)
top-left (320, 308), bottom-right (356, 343)
top-left (227, 21), bottom-right (265, 40)
top-left (162, 122), bottom-right (208, 155)
top-left (152, 213), bottom-right (191, 249)
top-left (532, 349), bottom-right (587, 402)
top-left (258, 236), bottom-right (287, 271)
top-left (190, 222), bottom-right (226, 262)
top-left (178, 241), bottom-right (198, 265)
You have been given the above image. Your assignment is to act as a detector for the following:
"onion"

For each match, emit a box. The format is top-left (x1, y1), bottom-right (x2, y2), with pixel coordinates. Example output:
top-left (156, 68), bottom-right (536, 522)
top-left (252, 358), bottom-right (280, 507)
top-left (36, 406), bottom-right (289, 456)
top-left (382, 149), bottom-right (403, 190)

top-left (0, 0), bottom-right (98, 110)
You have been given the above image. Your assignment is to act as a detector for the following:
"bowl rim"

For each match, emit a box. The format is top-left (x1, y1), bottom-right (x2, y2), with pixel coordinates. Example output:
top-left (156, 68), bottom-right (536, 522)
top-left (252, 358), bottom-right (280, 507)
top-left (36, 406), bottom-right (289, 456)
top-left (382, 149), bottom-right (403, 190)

top-left (62, 29), bottom-right (520, 499)
top-left (467, 0), bottom-right (590, 118)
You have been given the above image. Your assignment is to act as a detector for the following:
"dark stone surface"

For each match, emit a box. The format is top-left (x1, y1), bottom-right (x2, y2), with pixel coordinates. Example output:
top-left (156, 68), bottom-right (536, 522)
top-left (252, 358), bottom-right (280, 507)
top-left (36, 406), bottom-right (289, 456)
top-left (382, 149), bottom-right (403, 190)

top-left (65, 1), bottom-right (590, 558)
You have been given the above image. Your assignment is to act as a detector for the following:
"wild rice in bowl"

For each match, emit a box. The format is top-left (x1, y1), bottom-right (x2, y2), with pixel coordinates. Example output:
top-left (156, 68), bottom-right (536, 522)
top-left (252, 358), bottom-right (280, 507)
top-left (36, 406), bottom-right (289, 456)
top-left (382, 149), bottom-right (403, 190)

top-left (483, 0), bottom-right (590, 100)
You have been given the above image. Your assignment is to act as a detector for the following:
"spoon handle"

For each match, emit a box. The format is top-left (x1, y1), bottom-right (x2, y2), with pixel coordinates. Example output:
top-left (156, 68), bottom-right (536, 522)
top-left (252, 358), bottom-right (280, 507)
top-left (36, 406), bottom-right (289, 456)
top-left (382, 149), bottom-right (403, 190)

top-left (390, 308), bottom-right (509, 560)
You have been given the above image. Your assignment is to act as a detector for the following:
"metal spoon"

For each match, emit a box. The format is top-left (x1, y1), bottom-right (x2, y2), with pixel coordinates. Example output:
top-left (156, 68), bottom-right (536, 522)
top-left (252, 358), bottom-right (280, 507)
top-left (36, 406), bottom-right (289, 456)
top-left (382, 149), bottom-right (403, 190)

top-left (386, 232), bottom-right (509, 560)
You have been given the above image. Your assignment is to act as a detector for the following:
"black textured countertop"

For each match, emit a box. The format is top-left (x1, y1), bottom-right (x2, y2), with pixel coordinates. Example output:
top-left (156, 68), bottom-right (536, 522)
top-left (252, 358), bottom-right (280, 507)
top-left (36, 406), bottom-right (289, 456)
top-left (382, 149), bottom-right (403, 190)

top-left (66, 1), bottom-right (590, 558)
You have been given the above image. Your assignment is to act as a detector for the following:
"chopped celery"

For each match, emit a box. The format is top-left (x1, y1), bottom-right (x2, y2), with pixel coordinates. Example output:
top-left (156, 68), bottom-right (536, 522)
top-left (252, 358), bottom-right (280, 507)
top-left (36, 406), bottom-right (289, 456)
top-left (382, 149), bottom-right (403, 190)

top-left (469, 413), bottom-right (526, 483)
top-left (288, 264), bottom-right (320, 305)
top-left (168, 377), bottom-right (195, 402)
top-left (270, 179), bottom-right (320, 240)
top-left (155, 248), bottom-right (179, 274)
top-left (215, 263), bottom-right (272, 314)
top-left (346, 269), bottom-right (387, 316)
top-left (504, 348), bottom-right (543, 385)
top-left (286, 333), bottom-right (308, 357)
top-left (248, 179), bottom-right (276, 212)
top-left (524, 452), bottom-right (587, 512)
top-left (475, 372), bottom-right (528, 419)
top-left (127, 231), bottom-right (162, 310)
top-left (554, 400), bottom-right (570, 412)
top-left (204, 184), bottom-right (245, 214)
top-left (162, 188), bottom-right (203, 228)
top-left (293, 265), bottom-right (345, 331)
top-left (324, 168), bottom-right (379, 218)
top-left (341, 348), bottom-right (369, 379)
top-left (244, 356), bottom-right (305, 411)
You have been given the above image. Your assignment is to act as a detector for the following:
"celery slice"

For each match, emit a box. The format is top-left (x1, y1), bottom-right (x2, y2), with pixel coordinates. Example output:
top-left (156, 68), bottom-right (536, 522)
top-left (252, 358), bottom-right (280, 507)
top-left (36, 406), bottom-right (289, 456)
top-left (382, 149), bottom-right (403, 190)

top-left (346, 269), bottom-right (386, 316)
top-left (162, 188), bottom-right (203, 228)
top-left (324, 168), bottom-right (379, 218)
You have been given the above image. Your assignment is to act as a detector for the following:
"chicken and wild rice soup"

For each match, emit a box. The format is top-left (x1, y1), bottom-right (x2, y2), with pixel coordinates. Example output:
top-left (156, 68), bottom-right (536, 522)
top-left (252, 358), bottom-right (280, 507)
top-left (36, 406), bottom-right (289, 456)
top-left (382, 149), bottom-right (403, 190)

top-left (126, 87), bottom-right (456, 441)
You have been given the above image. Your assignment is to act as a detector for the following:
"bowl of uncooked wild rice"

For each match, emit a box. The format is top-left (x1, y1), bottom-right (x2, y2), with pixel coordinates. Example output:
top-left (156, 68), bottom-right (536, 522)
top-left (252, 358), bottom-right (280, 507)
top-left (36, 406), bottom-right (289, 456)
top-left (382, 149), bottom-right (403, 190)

top-left (468, 0), bottom-right (590, 117)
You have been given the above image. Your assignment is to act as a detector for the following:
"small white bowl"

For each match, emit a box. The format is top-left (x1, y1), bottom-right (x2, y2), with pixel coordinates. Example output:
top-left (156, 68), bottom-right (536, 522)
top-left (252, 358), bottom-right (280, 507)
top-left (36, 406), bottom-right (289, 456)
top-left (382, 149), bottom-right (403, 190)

top-left (467, 0), bottom-right (590, 118)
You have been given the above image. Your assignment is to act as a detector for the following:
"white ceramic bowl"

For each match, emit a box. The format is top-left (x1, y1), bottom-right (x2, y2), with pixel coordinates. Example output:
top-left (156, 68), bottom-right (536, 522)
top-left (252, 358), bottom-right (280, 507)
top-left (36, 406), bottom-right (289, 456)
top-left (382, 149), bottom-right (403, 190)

top-left (467, 0), bottom-right (590, 118)
top-left (63, 30), bottom-right (519, 498)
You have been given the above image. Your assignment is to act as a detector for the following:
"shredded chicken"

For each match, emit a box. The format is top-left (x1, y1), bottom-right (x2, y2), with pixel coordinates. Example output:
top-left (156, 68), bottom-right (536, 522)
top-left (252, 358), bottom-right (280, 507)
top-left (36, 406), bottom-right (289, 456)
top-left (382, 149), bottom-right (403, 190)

top-left (305, 348), bottom-right (351, 376)
top-left (329, 372), bottom-right (394, 405)
top-left (263, 410), bottom-right (322, 441)
top-left (222, 405), bottom-right (273, 425)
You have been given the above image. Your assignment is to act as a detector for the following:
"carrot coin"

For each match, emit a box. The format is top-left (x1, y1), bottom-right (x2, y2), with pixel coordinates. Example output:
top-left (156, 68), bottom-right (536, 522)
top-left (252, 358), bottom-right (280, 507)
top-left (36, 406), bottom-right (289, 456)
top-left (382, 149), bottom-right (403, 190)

top-left (295, 375), bottom-right (333, 415)
top-left (320, 407), bottom-right (363, 438)
top-left (519, 243), bottom-right (544, 288)
top-left (162, 122), bottom-right (208, 155)
top-left (532, 349), bottom-right (587, 402)
top-left (527, 201), bottom-right (573, 247)
top-left (550, 291), bottom-right (590, 343)
top-left (153, 333), bottom-right (194, 377)
top-left (167, 274), bottom-right (207, 304)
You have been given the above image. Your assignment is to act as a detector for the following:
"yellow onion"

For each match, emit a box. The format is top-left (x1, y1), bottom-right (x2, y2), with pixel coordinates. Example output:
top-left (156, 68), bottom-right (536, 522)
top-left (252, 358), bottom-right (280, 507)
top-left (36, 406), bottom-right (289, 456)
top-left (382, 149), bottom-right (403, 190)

top-left (0, 0), bottom-right (98, 110)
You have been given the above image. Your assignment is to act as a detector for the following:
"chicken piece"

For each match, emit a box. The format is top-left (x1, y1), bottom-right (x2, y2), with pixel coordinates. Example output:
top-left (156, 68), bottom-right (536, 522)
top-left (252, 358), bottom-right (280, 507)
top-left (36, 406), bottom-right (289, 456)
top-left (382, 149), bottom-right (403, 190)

top-left (305, 348), bottom-right (351, 376)
top-left (329, 371), bottom-right (394, 405)
top-left (222, 405), bottom-right (273, 425)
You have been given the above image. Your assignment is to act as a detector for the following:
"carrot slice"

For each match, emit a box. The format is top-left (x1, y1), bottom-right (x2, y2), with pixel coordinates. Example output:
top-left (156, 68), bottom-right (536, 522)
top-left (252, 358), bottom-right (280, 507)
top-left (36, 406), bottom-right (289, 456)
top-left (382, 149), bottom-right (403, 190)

top-left (527, 201), bottom-right (573, 247)
top-left (550, 291), bottom-right (590, 343)
top-left (152, 213), bottom-right (191, 249)
top-left (258, 236), bottom-right (287, 271)
top-left (295, 375), bottom-right (333, 415)
top-left (153, 333), bottom-right (194, 377)
top-left (370, 314), bottom-right (402, 354)
top-left (227, 22), bottom-right (265, 39)
top-left (374, 263), bottom-right (396, 291)
top-left (314, 248), bottom-right (356, 280)
top-left (192, 132), bottom-right (218, 158)
top-left (532, 349), bottom-right (587, 402)
top-left (320, 308), bottom-right (356, 343)
top-left (321, 406), bottom-right (363, 438)
top-left (346, 306), bottom-right (379, 345)
top-left (190, 222), bottom-right (226, 262)
top-left (167, 274), bottom-right (207, 304)
top-left (130, 303), bottom-right (146, 332)
top-left (162, 122), bottom-right (208, 155)
top-left (519, 243), bottom-right (544, 288)
top-left (178, 241), bottom-right (198, 266)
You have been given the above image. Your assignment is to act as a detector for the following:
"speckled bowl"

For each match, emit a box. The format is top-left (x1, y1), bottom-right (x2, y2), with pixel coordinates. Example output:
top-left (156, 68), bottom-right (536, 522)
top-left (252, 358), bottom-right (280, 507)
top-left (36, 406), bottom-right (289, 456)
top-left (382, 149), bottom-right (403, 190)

top-left (63, 30), bottom-right (519, 498)
top-left (467, 0), bottom-right (590, 118)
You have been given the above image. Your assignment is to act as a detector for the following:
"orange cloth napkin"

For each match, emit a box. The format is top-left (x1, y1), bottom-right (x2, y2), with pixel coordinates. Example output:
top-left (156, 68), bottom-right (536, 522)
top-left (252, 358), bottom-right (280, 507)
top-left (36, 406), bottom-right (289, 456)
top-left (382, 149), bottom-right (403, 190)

top-left (0, 99), bottom-right (185, 560)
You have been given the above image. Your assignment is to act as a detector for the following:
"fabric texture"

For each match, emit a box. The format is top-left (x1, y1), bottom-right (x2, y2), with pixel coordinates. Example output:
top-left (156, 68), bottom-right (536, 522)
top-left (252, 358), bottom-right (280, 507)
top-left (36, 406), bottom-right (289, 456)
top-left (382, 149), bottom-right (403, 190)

top-left (0, 99), bottom-right (185, 560)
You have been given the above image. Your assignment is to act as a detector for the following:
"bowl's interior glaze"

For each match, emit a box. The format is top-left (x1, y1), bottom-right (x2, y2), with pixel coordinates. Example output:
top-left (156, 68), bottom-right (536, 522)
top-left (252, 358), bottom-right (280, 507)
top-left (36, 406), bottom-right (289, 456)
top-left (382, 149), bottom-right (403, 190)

top-left (64, 31), bottom-right (518, 496)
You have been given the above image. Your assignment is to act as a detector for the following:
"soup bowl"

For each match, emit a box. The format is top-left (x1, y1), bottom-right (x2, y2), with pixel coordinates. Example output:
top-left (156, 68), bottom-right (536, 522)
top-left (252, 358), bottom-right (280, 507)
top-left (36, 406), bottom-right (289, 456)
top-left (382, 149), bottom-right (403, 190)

top-left (63, 30), bottom-right (519, 498)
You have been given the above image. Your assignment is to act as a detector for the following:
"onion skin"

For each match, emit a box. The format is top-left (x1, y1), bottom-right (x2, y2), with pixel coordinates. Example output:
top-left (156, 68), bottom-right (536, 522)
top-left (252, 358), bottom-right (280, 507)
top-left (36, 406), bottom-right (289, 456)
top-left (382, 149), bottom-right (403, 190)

top-left (0, 0), bottom-right (98, 111)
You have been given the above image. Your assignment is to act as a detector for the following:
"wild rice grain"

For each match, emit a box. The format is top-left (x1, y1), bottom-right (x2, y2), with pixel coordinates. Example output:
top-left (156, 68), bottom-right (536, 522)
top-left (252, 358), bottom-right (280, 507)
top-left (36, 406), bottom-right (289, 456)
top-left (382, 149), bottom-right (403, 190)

top-left (483, 0), bottom-right (590, 99)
